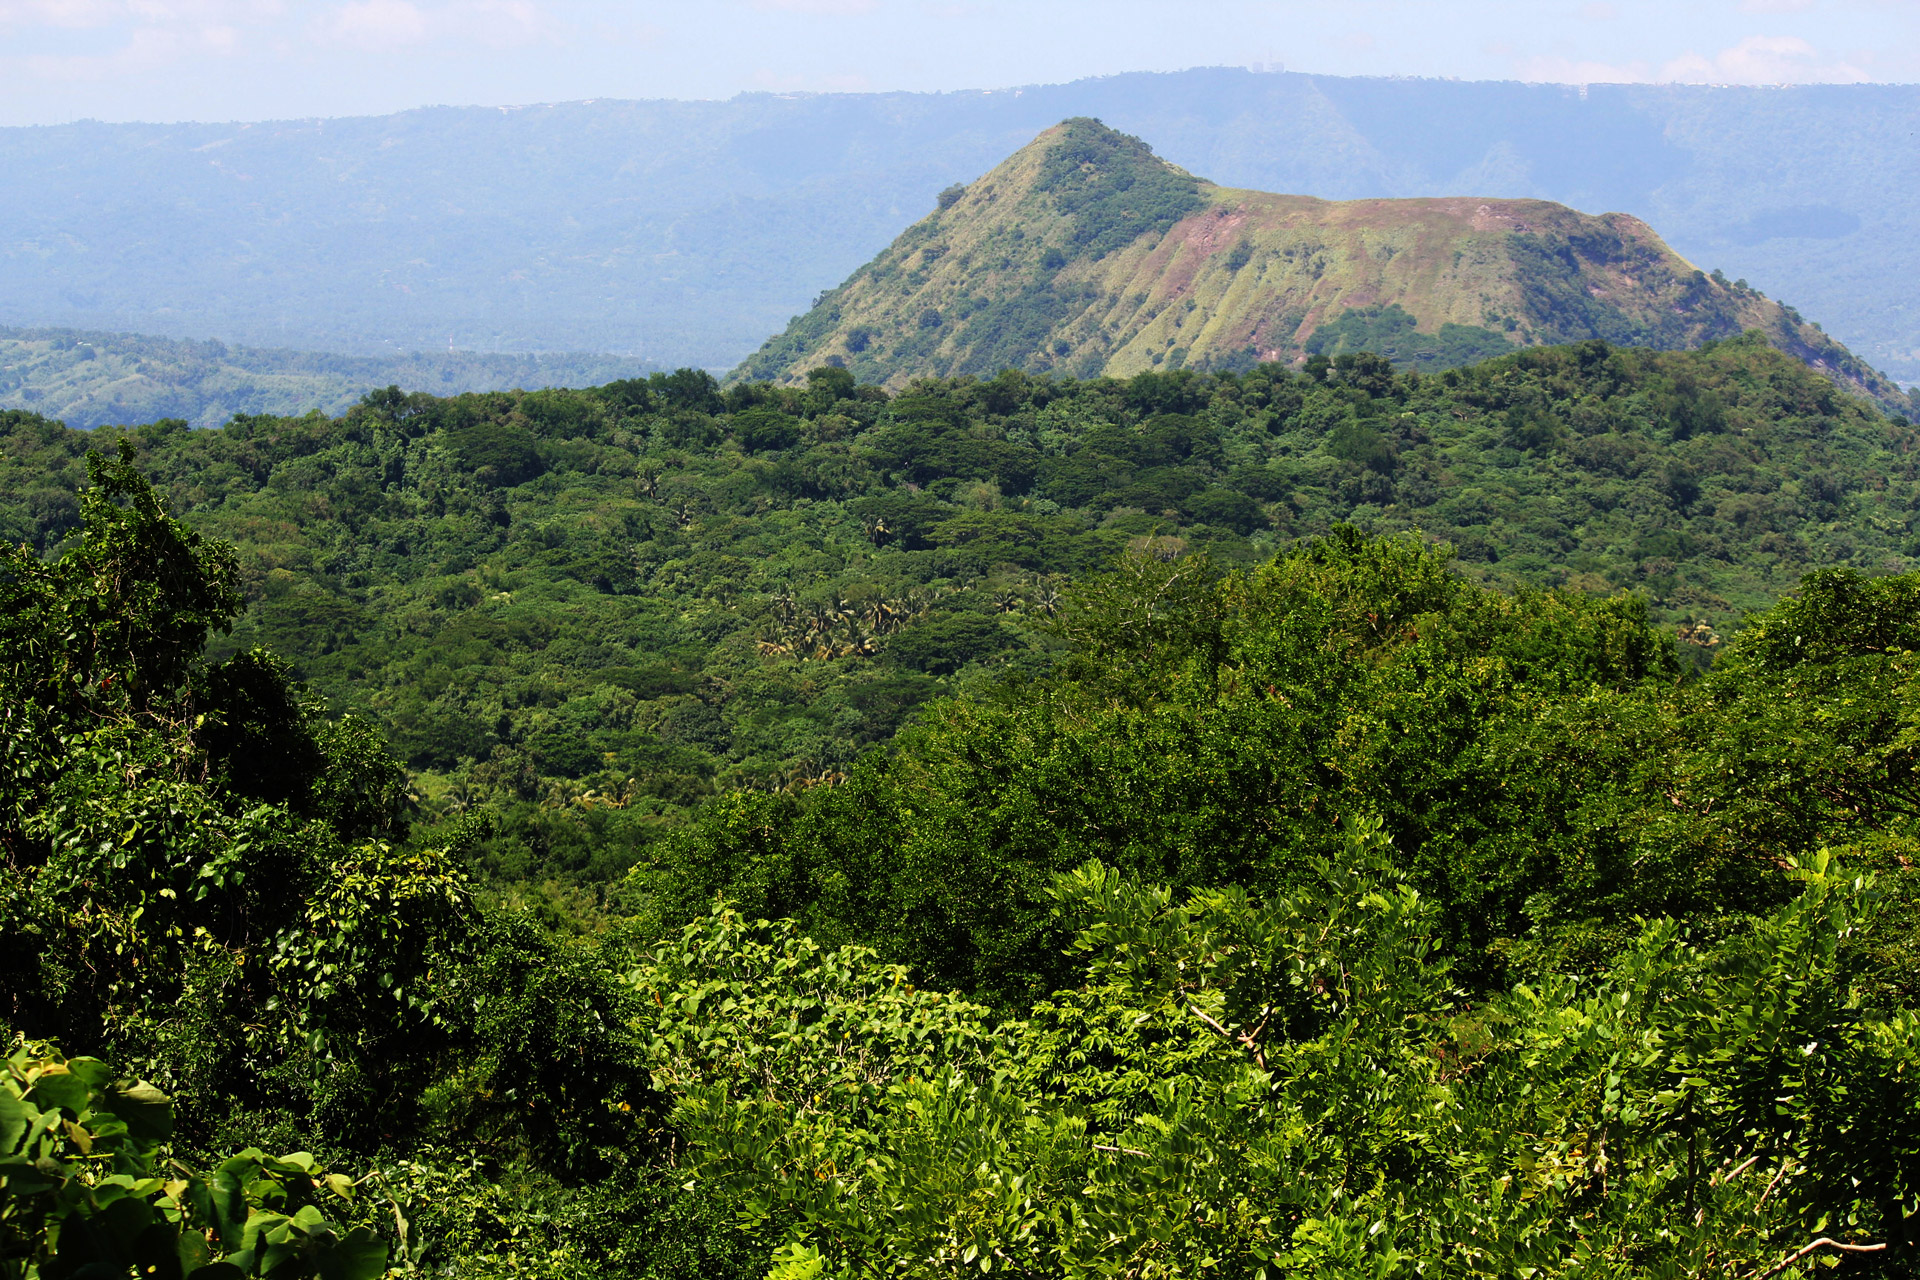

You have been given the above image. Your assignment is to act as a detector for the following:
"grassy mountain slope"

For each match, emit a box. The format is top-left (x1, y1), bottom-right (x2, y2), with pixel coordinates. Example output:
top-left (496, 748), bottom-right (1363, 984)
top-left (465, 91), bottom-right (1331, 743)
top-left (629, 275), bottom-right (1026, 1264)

top-left (0, 325), bottom-right (657, 430)
top-left (738, 120), bottom-right (1911, 414)
top-left (2, 338), bottom-right (1914, 885)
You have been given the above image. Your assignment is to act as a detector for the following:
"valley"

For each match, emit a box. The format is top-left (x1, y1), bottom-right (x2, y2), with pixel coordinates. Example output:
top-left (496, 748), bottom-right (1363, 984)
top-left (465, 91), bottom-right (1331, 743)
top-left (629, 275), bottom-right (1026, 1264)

top-left (0, 325), bottom-right (657, 430)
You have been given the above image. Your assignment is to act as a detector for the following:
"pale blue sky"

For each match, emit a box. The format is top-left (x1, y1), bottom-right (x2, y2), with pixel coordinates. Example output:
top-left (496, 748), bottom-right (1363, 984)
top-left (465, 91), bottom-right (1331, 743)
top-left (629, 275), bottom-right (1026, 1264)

top-left (0, 0), bottom-right (1913, 126)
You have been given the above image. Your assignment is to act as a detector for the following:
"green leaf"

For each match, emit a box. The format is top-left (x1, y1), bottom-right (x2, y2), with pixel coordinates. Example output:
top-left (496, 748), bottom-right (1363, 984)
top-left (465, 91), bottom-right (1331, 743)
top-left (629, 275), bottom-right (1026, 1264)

top-left (315, 1226), bottom-right (390, 1280)
top-left (0, 1090), bottom-right (33, 1153)
top-left (30, 1067), bottom-right (95, 1116)
top-left (111, 1081), bottom-right (175, 1146)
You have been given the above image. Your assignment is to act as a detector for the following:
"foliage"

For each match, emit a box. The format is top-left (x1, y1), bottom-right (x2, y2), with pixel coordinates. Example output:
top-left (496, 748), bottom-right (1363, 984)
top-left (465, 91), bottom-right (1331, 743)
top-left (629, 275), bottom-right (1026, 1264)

top-left (647, 846), bottom-right (1920, 1279)
top-left (4, 337), bottom-right (1915, 896)
top-left (0, 1042), bottom-right (383, 1280)
top-left (642, 521), bottom-right (1920, 1004)
top-left (627, 908), bottom-right (1015, 1268)
top-left (7, 347), bottom-right (1920, 1276)
top-left (630, 908), bottom-right (995, 1110)
top-left (356, 1151), bottom-right (764, 1280)
top-left (0, 441), bottom-right (243, 710)
top-left (631, 911), bottom-right (1072, 1279)
top-left (1053, 816), bottom-right (1444, 1073)
top-left (618, 518), bottom-right (1920, 1276)
top-left (1032, 118), bottom-right (1205, 262)
top-left (1304, 303), bottom-right (1514, 372)
top-left (0, 454), bottom-right (739, 1277)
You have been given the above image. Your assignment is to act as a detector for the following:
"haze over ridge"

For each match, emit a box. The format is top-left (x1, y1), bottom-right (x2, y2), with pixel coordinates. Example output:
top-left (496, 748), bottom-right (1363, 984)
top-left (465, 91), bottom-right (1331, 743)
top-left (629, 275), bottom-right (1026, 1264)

top-left (3, 0), bottom-right (1911, 127)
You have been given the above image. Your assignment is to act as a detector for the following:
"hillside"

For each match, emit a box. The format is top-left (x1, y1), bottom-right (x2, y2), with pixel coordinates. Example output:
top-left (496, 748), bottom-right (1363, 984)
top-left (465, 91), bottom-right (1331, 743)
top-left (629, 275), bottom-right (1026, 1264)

top-left (10, 443), bottom-right (1920, 1276)
top-left (2, 337), bottom-right (1914, 884)
top-left (740, 119), bottom-right (1910, 413)
top-left (8, 350), bottom-right (1920, 1278)
top-left (3, 70), bottom-right (1919, 379)
top-left (0, 325), bottom-right (657, 429)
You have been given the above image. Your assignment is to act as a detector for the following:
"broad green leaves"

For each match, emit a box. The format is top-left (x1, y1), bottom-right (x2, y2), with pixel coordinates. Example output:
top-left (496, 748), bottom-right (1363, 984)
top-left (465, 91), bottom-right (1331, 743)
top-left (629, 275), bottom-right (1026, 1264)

top-left (0, 1044), bottom-right (382, 1280)
top-left (628, 907), bottom-right (995, 1118)
top-left (628, 909), bottom-right (1062, 1277)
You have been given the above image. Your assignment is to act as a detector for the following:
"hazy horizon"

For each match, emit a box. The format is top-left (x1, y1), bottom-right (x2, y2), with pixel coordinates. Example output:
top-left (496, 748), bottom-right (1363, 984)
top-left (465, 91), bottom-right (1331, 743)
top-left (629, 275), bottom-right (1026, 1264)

top-left (1, 0), bottom-right (1915, 128)
top-left (16, 64), bottom-right (1920, 133)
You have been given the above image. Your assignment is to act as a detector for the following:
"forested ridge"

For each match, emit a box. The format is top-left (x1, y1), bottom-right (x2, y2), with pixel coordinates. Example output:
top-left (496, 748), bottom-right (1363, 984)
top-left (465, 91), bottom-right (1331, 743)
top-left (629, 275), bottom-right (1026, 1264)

top-left (0, 325), bottom-right (658, 431)
top-left (4, 340), bottom-right (1920, 1277)
top-left (2, 334), bottom-right (1915, 885)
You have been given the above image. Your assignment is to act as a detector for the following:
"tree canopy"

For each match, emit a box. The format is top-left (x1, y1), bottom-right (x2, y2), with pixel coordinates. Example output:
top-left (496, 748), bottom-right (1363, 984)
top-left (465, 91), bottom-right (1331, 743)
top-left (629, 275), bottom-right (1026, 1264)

top-left (2, 338), bottom-right (1914, 897)
top-left (5, 342), bottom-right (1920, 1276)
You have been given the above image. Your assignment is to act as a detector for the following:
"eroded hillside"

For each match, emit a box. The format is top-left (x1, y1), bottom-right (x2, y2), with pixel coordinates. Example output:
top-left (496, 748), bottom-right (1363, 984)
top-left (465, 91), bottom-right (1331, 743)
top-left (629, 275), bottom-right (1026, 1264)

top-left (740, 119), bottom-right (1910, 413)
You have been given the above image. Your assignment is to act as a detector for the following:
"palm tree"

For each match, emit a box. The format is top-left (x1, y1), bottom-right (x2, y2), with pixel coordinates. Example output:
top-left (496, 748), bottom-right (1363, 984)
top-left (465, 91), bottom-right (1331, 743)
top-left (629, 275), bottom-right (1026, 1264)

top-left (1031, 578), bottom-right (1064, 617)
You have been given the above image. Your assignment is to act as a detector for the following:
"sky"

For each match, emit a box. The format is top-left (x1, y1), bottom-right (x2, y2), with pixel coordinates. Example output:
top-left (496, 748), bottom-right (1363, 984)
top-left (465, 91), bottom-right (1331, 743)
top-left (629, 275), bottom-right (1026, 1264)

top-left (0, 0), bottom-right (1913, 126)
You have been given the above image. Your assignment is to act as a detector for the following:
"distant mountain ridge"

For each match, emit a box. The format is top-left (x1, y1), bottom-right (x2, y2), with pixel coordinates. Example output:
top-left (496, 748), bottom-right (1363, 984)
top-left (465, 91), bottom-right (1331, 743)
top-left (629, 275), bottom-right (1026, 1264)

top-left (2, 70), bottom-right (1917, 380)
top-left (0, 326), bottom-right (658, 430)
top-left (738, 120), bottom-right (1911, 413)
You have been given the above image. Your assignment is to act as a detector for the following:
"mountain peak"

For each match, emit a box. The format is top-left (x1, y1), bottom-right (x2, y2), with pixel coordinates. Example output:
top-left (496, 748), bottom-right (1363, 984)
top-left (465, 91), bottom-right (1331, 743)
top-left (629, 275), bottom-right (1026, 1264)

top-left (736, 122), bottom-right (1910, 412)
top-left (926, 117), bottom-right (1205, 265)
top-left (1025, 118), bottom-right (1206, 260)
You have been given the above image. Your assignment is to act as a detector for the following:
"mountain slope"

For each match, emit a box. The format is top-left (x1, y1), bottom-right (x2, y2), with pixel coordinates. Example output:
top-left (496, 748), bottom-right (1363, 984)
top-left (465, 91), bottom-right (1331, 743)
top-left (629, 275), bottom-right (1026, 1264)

top-left (736, 119), bottom-right (1910, 413)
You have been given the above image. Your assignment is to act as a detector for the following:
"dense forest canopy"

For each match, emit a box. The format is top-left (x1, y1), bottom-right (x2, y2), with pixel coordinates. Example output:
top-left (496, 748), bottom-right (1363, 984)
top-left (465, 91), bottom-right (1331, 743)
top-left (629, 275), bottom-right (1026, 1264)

top-left (1, 334), bottom-right (1914, 888)
top-left (4, 340), bottom-right (1920, 1276)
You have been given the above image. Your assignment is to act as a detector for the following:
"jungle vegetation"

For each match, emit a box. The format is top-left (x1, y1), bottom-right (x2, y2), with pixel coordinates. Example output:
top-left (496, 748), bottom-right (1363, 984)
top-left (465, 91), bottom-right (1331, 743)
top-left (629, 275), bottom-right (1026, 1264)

top-left (1, 335), bottom-right (1914, 889)
top-left (3, 339), bottom-right (1920, 1276)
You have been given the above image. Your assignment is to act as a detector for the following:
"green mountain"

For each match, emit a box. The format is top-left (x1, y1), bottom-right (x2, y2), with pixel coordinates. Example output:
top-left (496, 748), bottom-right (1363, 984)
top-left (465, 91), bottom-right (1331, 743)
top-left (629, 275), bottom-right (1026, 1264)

top-left (0, 324), bottom-right (659, 430)
top-left (739, 119), bottom-right (1912, 414)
